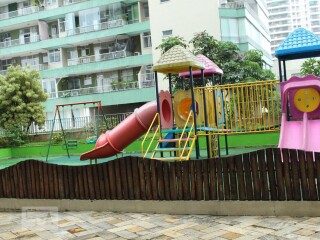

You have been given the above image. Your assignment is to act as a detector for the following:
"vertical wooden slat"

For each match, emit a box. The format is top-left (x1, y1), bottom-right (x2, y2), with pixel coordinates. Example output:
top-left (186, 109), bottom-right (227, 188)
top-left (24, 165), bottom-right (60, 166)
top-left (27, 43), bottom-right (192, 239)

top-left (298, 150), bottom-right (310, 200)
top-left (176, 162), bottom-right (183, 200)
top-left (57, 165), bottom-right (65, 199)
top-left (257, 149), bottom-right (269, 200)
top-left (243, 153), bottom-right (253, 200)
top-left (203, 159), bottom-right (210, 201)
top-left (235, 155), bottom-right (246, 200)
top-left (156, 160), bottom-right (165, 200)
top-left (34, 161), bottom-right (41, 199)
top-left (208, 158), bottom-right (217, 200)
top-left (80, 166), bottom-right (90, 199)
top-left (266, 148), bottom-right (277, 200)
top-left (289, 149), bottom-right (301, 201)
top-left (250, 152), bottom-right (261, 200)
top-left (61, 165), bottom-right (68, 199)
top-left (274, 148), bottom-right (285, 200)
top-left (16, 163), bottom-right (24, 198)
top-left (163, 162), bottom-right (170, 200)
top-left (44, 163), bottom-right (50, 199)
top-left (139, 158), bottom-right (146, 200)
top-left (5, 168), bottom-right (12, 198)
top-left (182, 161), bottom-right (190, 200)
top-left (0, 168), bottom-right (3, 198)
top-left (216, 158), bottom-right (224, 200)
top-left (1, 168), bottom-right (9, 198)
top-left (114, 159), bottom-right (123, 200)
top-left (306, 152), bottom-right (317, 200)
top-left (119, 158), bottom-right (128, 200)
top-left (102, 163), bottom-right (110, 199)
top-left (92, 164), bottom-right (101, 200)
top-left (282, 149), bottom-right (293, 200)
top-left (228, 157), bottom-right (238, 200)
top-left (48, 164), bottom-right (55, 199)
top-left (107, 160), bottom-right (117, 200)
top-left (196, 160), bottom-right (203, 201)
top-left (53, 164), bottom-right (59, 199)
top-left (97, 164), bottom-right (106, 199)
top-left (73, 167), bottom-right (80, 199)
top-left (87, 165), bottom-right (96, 200)
top-left (189, 160), bottom-right (196, 200)
top-left (150, 159), bottom-right (158, 200)
top-left (67, 167), bottom-right (75, 199)
top-left (11, 165), bottom-right (19, 198)
top-left (315, 152), bottom-right (320, 200)
top-left (126, 158), bottom-right (134, 200)
top-left (38, 162), bottom-right (45, 199)
top-left (131, 157), bottom-right (141, 199)
top-left (222, 158), bottom-right (230, 200)
top-left (169, 162), bottom-right (177, 200)
top-left (30, 161), bottom-right (36, 198)
top-left (144, 159), bottom-right (152, 200)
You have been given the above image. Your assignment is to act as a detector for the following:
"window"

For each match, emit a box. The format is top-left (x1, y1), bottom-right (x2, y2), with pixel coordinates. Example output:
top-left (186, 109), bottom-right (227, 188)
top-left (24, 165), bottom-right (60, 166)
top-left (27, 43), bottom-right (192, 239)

top-left (162, 30), bottom-right (172, 37)
top-left (84, 76), bottom-right (92, 85)
top-left (68, 78), bottom-right (80, 89)
top-left (143, 32), bottom-right (152, 48)
top-left (143, 3), bottom-right (149, 18)
top-left (49, 49), bottom-right (61, 63)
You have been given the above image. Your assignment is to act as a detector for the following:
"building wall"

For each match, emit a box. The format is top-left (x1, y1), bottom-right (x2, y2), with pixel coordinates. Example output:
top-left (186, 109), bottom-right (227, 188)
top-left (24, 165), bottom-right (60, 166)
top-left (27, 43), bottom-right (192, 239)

top-left (148, 0), bottom-right (221, 90)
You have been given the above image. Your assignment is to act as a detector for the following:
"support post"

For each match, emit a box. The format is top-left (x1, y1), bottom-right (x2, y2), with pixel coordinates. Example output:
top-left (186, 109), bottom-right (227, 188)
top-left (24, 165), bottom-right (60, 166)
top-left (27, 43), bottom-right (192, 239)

top-left (189, 67), bottom-right (200, 159)
top-left (201, 70), bottom-right (210, 158)
top-left (58, 108), bottom-right (70, 158)
top-left (211, 73), bottom-right (221, 157)
top-left (220, 75), bottom-right (228, 155)
top-left (46, 107), bottom-right (58, 162)
top-left (278, 60), bottom-right (283, 82)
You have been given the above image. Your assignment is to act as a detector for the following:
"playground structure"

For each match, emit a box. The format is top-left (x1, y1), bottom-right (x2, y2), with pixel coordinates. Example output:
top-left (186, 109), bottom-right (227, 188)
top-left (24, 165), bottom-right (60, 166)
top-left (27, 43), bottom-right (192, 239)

top-left (47, 101), bottom-right (106, 161)
top-left (80, 28), bottom-right (320, 162)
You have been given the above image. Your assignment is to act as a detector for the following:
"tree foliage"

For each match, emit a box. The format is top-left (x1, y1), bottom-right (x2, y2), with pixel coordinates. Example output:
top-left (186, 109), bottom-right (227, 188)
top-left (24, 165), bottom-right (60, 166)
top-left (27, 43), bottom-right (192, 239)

top-left (156, 31), bottom-right (276, 87)
top-left (0, 65), bottom-right (48, 143)
top-left (300, 58), bottom-right (320, 77)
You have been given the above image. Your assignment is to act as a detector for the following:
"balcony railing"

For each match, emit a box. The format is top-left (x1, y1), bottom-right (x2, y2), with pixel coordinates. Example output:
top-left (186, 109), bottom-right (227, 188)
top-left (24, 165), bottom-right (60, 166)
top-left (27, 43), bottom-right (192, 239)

top-left (0, 6), bottom-right (39, 20)
top-left (0, 64), bottom-right (48, 75)
top-left (62, 19), bottom-right (126, 37)
top-left (63, 0), bottom-right (86, 5)
top-left (47, 74), bottom-right (155, 99)
top-left (0, 35), bottom-right (40, 49)
top-left (67, 50), bottom-right (132, 66)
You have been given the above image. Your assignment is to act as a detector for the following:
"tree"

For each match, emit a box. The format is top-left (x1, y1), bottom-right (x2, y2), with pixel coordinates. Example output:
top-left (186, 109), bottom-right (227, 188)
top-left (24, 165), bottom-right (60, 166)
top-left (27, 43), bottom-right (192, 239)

top-left (0, 65), bottom-right (48, 146)
top-left (300, 58), bottom-right (320, 77)
top-left (156, 36), bottom-right (188, 54)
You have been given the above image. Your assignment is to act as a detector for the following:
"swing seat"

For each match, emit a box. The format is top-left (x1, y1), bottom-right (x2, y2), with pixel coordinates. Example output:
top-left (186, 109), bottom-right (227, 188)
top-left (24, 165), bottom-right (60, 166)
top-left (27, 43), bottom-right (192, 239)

top-left (63, 140), bottom-right (78, 149)
top-left (86, 136), bottom-right (98, 144)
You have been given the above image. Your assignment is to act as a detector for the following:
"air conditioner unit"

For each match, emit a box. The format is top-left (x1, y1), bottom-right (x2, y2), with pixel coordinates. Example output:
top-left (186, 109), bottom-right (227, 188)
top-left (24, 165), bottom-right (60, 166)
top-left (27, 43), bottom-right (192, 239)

top-left (134, 52), bottom-right (140, 56)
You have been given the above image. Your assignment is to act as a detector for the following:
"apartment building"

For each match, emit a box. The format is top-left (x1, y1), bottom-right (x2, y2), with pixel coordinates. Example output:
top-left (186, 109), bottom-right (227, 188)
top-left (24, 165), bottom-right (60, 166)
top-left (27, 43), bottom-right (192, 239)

top-left (0, 0), bottom-right (154, 129)
top-left (219, 0), bottom-right (273, 68)
top-left (0, 0), bottom-right (273, 132)
top-left (268, 0), bottom-right (320, 58)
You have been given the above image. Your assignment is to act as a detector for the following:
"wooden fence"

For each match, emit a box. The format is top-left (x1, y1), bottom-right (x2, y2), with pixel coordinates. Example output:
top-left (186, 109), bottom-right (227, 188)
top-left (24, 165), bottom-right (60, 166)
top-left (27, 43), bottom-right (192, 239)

top-left (0, 148), bottom-right (319, 201)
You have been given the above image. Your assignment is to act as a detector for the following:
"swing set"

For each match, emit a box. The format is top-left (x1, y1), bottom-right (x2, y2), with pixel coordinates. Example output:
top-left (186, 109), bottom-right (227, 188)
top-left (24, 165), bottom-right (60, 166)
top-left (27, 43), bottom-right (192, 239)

top-left (46, 101), bottom-right (107, 161)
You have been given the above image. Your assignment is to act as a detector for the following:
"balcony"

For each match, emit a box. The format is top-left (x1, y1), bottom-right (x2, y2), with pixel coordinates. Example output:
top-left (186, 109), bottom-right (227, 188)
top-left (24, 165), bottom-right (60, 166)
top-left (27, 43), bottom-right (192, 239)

top-left (0, 6), bottom-right (39, 21)
top-left (0, 35), bottom-right (40, 49)
top-left (63, 0), bottom-right (86, 5)
top-left (49, 74), bottom-right (155, 99)
top-left (67, 50), bottom-right (132, 66)
top-left (61, 19), bottom-right (127, 37)
top-left (0, 64), bottom-right (48, 75)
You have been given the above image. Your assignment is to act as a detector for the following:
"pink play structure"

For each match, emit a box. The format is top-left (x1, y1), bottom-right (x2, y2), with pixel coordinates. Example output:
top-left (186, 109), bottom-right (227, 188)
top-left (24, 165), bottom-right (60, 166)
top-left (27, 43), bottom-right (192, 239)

top-left (278, 74), bottom-right (320, 152)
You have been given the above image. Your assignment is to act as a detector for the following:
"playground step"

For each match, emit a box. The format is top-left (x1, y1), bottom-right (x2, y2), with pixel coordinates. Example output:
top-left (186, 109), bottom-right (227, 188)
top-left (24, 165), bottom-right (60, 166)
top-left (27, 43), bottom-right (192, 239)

top-left (154, 147), bottom-right (191, 152)
top-left (158, 137), bottom-right (194, 143)
top-left (154, 156), bottom-right (189, 161)
top-left (161, 127), bottom-right (192, 134)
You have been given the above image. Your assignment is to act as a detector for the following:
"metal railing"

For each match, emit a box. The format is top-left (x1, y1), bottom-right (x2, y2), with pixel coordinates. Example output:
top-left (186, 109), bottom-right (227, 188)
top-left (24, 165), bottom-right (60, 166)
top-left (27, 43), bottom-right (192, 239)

top-left (0, 35), bottom-right (40, 49)
top-left (195, 80), bottom-right (281, 134)
top-left (0, 6), bottom-right (39, 20)
top-left (0, 64), bottom-right (48, 75)
top-left (26, 113), bottom-right (132, 135)
top-left (63, 0), bottom-right (86, 5)
top-left (67, 50), bottom-right (132, 66)
top-left (62, 19), bottom-right (126, 37)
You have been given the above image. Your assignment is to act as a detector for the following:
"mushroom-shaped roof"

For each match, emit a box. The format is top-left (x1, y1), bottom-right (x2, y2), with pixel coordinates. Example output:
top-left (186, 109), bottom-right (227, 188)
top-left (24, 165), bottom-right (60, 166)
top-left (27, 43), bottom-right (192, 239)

top-left (275, 28), bottom-right (320, 60)
top-left (153, 45), bottom-right (204, 74)
top-left (179, 54), bottom-right (223, 78)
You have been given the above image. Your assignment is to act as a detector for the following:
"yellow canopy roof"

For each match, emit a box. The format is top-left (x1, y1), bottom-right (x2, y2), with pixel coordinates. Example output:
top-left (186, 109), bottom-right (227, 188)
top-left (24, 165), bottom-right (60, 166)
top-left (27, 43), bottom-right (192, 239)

top-left (153, 45), bottom-right (205, 74)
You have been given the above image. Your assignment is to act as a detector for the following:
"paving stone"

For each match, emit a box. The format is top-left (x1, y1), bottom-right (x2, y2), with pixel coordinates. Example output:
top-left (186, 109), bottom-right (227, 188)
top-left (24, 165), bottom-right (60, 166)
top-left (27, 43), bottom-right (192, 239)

top-left (114, 230), bottom-right (138, 239)
top-left (0, 232), bottom-right (17, 240)
top-left (220, 232), bottom-right (243, 239)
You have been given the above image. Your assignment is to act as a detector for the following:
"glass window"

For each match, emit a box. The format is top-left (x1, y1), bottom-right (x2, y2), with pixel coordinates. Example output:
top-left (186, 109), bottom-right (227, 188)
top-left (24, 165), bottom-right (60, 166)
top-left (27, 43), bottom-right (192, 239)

top-left (84, 76), bottom-right (92, 85)
top-left (143, 32), bottom-right (152, 48)
top-left (162, 30), bottom-right (172, 37)
top-left (49, 49), bottom-right (61, 63)
top-left (143, 3), bottom-right (149, 18)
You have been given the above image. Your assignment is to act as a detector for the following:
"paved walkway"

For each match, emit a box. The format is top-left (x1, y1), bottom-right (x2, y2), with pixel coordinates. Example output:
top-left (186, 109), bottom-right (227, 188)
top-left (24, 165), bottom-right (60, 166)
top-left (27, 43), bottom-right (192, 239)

top-left (0, 211), bottom-right (319, 239)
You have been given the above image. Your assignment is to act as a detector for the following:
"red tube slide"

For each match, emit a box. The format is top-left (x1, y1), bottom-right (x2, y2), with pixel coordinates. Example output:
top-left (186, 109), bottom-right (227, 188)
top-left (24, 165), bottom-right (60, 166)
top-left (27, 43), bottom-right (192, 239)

top-left (80, 101), bottom-right (157, 160)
